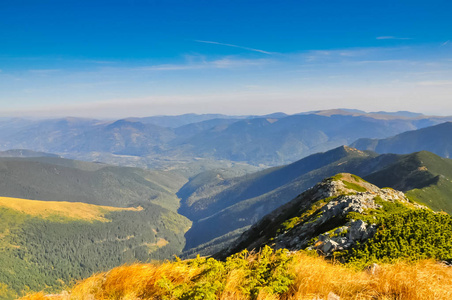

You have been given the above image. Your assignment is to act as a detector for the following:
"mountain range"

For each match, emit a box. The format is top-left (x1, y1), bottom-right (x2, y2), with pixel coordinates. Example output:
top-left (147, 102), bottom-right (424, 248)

top-left (1, 110), bottom-right (452, 168)
top-left (351, 121), bottom-right (452, 158)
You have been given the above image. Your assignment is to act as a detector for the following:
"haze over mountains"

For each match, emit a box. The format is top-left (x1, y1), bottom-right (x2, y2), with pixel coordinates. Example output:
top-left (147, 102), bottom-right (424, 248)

top-left (1, 109), bottom-right (452, 169)
top-left (352, 121), bottom-right (452, 158)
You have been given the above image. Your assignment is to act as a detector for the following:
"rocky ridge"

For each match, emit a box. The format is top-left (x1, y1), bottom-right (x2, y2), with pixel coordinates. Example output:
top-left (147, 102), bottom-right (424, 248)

top-left (218, 173), bottom-right (426, 259)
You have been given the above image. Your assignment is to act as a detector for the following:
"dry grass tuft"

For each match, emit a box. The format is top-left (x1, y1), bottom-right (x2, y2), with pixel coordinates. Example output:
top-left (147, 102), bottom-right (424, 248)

top-left (285, 252), bottom-right (452, 300)
top-left (20, 251), bottom-right (452, 300)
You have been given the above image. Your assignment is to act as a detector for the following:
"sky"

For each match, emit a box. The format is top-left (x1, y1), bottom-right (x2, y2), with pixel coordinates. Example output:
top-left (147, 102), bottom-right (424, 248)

top-left (1, 0), bottom-right (452, 118)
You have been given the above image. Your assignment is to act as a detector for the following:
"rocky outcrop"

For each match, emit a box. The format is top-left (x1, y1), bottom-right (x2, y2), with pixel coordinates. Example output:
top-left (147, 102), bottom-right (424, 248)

top-left (217, 173), bottom-right (425, 259)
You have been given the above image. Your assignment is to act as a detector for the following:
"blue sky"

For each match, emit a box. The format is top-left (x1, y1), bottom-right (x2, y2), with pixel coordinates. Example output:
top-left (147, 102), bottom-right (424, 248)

top-left (1, 0), bottom-right (451, 117)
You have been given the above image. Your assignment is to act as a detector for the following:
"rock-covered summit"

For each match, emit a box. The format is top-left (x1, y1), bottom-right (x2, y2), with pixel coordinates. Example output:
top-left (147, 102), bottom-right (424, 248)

top-left (217, 173), bottom-right (427, 259)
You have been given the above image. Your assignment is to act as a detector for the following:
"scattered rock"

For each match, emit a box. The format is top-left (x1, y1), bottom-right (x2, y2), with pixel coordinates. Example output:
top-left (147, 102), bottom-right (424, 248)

top-left (328, 292), bottom-right (340, 300)
top-left (321, 240), bottom-right (339, 254)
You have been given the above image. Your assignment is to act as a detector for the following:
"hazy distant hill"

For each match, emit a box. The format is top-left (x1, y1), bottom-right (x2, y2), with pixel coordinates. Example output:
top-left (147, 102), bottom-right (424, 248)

top-left (61, 119), bottom-right (176, 156)
top-left (0, 149), bottom-right (59, 158)
top-left (0, 117), bottom-right (100, 153)
top-left (351, 122), bottom-right (452, 158)
top-left (126, 113), bottom-right (243, 128)
top-left (177, 113), bottom-right (434, 165)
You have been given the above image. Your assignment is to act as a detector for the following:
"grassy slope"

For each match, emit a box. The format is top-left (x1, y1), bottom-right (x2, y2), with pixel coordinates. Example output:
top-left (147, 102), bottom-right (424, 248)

top-left (365, 151), bottom-right (452, 214)
top-left (0, 196), bottom-right (141, 222)
top-left (20, 249), bottom-right (452, 300)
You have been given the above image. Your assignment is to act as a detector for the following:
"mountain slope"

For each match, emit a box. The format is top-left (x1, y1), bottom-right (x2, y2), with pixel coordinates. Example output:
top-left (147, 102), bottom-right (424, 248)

top-left (0, 197), bottom-right (190, 299)
top-left (18, 174), bottom-right (452, 300)
top-left (351, 122), bottom-right (452, 158)
top-left (218, 173), bottom-right (451, 265)
top-left (181, 148), bottom-right (452, 254)
top-left (179, 146), bottom-right (400, 251)
top-left (0, 157), bottom-right (194, 299)
top-left (364, 151), bottom-right (452, 214)
top-left (0, 156), bottom-right (186, 210)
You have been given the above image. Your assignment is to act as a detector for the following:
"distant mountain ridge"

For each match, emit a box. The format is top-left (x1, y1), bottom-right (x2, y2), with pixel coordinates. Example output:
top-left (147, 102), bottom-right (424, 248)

top-left (1, 110), bottom-right (451, 167)
top-left (351, 121), bottom-right (452, 158)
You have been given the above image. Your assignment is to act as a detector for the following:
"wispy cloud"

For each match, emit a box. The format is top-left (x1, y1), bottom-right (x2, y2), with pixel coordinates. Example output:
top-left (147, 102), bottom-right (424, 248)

top-left (442, 40), bottom-right (450, 46)
top-left (137, 57), bottom-right (269, 71)
top-left (194, 40), bottom-right (276, 55)
top-left (376, 36), bottom-right (412, 40)
top-left (138, 64), bottom-right (204, 71)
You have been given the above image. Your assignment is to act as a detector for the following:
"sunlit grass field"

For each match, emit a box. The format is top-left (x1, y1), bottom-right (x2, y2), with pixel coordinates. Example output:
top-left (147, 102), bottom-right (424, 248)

top-left (0, 197), bottom-right (142, 222)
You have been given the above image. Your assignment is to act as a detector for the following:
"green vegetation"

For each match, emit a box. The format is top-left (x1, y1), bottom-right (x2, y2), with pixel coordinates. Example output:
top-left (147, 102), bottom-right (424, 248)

top-left (342, 181), bottom-right (367, 192)
top-left (346, 210), bottom-right (452, 267)
top-left (406, 176), bottom-right (452, 213)
top-left (157, 246), bottom-right (293, 300)
top-left (278, 196), bottom-right (334, 233)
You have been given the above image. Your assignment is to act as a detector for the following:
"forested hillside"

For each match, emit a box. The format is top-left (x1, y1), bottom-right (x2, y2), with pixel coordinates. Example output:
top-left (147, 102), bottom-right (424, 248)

top-left (0, 198), bottom-right (190, 299)
top-left (0, 157), bottom-right (193, 299)
top-left (0, 156), bottom-right (186, 210)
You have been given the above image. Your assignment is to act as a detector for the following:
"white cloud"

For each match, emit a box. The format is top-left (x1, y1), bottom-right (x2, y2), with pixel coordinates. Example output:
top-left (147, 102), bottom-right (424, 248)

top-left (376, 36), bottom-right (412, 40)
top-left (442, 40), bottom-right (450, 46)
top-left (194, 40), bottom-right (276, 55)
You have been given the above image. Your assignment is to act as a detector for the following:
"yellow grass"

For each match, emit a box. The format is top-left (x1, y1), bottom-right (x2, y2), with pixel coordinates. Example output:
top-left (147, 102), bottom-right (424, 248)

top-left (20, 251), bottom-right (452, 300)
top-left (0, 196), bottom-right (142, 222)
